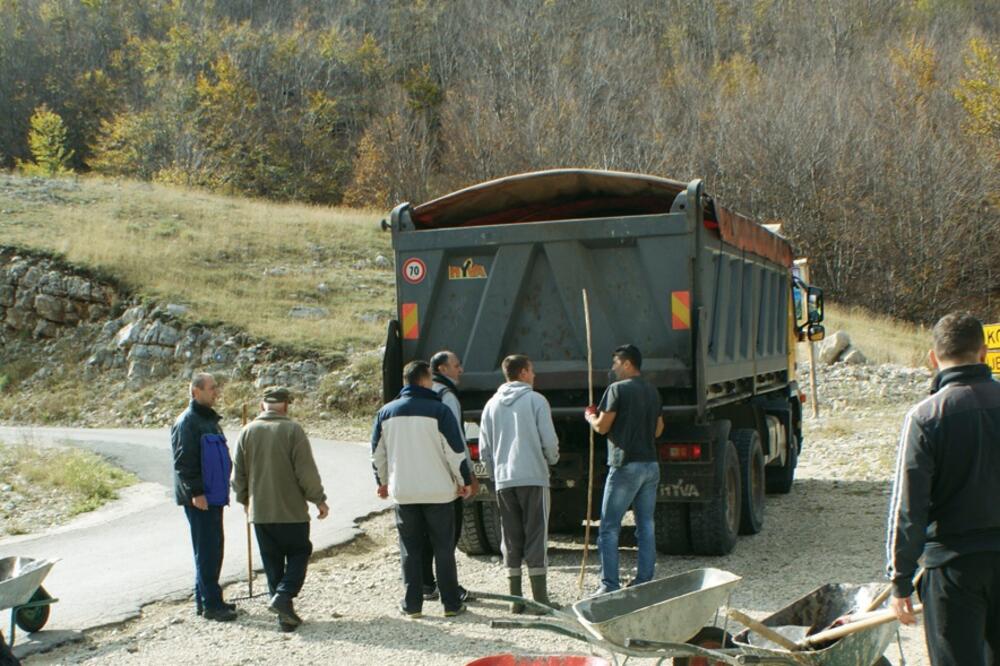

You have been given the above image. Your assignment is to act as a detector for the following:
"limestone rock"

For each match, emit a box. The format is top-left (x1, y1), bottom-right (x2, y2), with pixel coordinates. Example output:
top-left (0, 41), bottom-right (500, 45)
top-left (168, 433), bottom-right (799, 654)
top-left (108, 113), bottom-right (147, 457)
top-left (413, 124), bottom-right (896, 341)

top-left (819, 331), bottom-right (851, 365)
top-left (842, 347), bottom-right (867, 365)
top-left (0, 284), bottom-right (14, 307)
top-left (288, 306), bottom-right (329, 320)
top-left (34, 294), bottom-right (68, 323)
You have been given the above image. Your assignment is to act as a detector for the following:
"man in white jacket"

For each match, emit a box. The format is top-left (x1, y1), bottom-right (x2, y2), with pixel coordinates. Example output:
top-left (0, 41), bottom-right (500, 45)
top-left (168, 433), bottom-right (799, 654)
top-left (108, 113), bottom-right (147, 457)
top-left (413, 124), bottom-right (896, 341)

top-left (479, 354), bottom-right (559, 613)
top-left (372, 360), bottom-right (473, 618)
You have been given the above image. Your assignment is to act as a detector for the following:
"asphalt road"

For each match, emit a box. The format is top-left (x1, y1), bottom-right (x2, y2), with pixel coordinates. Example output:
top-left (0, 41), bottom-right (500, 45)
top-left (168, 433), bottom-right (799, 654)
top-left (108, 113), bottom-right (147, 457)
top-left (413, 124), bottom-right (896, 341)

top-left (0, 425), bottom-right (384, 653)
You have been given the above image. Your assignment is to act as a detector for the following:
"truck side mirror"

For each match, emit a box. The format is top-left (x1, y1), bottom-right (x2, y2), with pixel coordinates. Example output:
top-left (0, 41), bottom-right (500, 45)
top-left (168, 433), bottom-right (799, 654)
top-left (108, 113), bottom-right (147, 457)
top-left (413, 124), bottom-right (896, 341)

top-left (807, 286), bottom-right (824, 324)
top-left (808, 324), bottom-right (826, 342)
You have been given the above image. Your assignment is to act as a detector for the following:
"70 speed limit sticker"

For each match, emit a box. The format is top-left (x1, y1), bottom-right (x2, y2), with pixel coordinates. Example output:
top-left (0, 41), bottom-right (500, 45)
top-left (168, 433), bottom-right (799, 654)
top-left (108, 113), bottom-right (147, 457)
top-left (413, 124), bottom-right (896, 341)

top-left (402, 257), bottom-right (427, 285)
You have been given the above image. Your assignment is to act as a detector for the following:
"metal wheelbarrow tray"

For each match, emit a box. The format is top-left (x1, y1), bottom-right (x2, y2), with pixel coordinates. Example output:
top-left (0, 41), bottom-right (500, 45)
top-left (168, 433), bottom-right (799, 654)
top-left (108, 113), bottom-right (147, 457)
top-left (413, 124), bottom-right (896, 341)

top-left (0, 556), bottom-right (59, 645)
top-left (732, 583), bottom-right (895, 666)
top-left (571, 568), bottom-right (741, 647)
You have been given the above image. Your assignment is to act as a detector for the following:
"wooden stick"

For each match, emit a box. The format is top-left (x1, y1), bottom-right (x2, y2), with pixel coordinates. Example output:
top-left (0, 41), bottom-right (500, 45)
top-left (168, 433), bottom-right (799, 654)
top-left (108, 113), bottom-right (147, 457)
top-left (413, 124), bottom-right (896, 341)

top-left (242, 403), bottom-right (253, 600)
top-left (577, 289), bottom-right (595, 595)
top-left (801, 604), bottom-right (923, 648)
top-left (727, 609), bottom-right (803, 652)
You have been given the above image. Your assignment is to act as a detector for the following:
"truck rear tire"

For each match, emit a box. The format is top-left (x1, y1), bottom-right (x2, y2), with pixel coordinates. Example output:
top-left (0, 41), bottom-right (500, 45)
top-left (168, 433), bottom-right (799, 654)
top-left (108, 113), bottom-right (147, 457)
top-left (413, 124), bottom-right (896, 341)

top-left (456, 501), bottom-right (491, 555)
top-left (765, 433), bottom-right (798, 494)
top-left (481, 500), bottom-right (504, 554)
top-left (654, 503), bottom-right (692, 555)
top-left (734, 429), bottom-right (765, 535)
top-left (689, 441), bottom-right (741, 556)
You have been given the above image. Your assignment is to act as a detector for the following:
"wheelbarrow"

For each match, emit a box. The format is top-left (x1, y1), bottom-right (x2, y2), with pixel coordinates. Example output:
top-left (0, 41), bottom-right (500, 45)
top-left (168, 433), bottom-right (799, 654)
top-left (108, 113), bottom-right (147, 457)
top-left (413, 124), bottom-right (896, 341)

top-left (724, 583), bottom-right (898, 666)
top-left (0, 557), bottom-right (59, 647)
top-left (476, 568), bottom-right (786, 665)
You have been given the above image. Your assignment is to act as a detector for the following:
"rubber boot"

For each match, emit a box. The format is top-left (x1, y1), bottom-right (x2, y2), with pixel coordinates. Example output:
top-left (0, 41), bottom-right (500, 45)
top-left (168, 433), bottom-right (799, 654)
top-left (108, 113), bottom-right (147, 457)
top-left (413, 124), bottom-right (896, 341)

top-left (508, 575), bottom-right (525, 614)
top-left (526, 573), bottom-right (560, 614)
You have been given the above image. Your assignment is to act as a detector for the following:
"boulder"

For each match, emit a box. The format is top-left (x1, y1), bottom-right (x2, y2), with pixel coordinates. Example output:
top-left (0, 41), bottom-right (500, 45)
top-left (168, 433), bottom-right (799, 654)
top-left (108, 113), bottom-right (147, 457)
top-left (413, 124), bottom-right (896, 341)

top-left (115, 322), bottom-right (142, 348)
top-left (819, 331), bottom-right (851, 365)
top-left (374, 254), bottom-right (392, 269)
top-left (0, 284), bottom-right (14, 307)
top-left (140, 320), bottom-right (180, 347)
top-left (842, 347), bottom-right (867, 365)
top-left (288, 306), bottom-right (329, 320)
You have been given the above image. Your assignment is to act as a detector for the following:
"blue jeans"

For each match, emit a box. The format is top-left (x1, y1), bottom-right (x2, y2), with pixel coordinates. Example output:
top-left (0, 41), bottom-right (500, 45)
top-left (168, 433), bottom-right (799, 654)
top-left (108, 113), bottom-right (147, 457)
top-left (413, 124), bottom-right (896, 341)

top-left (183, 505), bottom-right (225, 611)
top-left (598, 461), bottom-right (660, 591)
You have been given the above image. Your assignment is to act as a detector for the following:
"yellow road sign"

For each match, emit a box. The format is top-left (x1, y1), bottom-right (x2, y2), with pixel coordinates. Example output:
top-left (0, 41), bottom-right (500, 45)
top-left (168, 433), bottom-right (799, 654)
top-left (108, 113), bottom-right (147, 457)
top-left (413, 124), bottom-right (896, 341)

top-left (986, 323), bottom-right (1000, 375)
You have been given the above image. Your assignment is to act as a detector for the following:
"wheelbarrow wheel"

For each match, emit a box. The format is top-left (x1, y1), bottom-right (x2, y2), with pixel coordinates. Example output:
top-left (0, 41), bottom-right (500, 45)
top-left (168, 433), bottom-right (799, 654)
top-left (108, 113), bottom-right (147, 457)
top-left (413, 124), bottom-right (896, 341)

top-left (16, 585), bottom-right (52, 633)
top-left (672, 625), bottom-right (734, 666)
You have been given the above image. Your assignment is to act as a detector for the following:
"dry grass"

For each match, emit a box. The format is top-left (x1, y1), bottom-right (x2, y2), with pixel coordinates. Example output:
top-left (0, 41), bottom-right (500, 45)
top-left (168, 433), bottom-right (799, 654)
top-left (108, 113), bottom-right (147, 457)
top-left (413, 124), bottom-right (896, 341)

top-left (814, 303), bottom-right (931, 368)
top-left (0, 174), bottom-right (392, 354)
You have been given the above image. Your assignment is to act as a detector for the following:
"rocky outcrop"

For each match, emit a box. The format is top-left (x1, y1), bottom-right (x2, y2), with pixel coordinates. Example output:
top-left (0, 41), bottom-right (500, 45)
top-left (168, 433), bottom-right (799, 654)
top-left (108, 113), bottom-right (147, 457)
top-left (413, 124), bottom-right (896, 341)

top-left (1, 248), bottom-right (331, 391)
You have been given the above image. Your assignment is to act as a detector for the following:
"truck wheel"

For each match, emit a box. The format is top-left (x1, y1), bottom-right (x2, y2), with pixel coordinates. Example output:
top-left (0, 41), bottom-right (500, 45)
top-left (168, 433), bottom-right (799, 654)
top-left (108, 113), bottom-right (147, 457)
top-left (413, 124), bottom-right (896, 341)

top-left (457, 501), bottom-right (491, 555)
top-left (481, 500), bottom-right (504, 554)
top-left (689, 441), bottom-right (741, 556)
top-left (16, 585), bottom-right (51, 633)
top-left (765, 433), bottom-right (798, 494)
top-left (654, 503), bottom-right (692, 555)
top-left (734, 429), bottom-right (765, 535)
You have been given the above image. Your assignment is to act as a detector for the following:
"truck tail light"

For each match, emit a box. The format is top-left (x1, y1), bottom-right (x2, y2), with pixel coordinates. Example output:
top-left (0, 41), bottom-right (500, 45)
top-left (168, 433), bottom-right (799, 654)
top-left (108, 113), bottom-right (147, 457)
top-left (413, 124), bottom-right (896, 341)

top-left (658, 443), bottom-right (702, 462)
top-left (468, 441), bottom-right (480, 460)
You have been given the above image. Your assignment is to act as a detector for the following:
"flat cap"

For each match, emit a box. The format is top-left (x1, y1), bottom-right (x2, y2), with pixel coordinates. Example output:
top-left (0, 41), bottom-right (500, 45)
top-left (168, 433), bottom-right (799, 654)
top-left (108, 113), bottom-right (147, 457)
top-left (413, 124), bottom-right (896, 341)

top-left (263, 386), bottom-right (293, 403)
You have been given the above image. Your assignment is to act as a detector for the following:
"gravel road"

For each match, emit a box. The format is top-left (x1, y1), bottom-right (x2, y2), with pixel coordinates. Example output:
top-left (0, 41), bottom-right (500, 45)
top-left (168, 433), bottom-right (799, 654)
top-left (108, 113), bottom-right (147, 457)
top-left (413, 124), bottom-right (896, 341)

top-left (28, 363), bottom-right (934, 665)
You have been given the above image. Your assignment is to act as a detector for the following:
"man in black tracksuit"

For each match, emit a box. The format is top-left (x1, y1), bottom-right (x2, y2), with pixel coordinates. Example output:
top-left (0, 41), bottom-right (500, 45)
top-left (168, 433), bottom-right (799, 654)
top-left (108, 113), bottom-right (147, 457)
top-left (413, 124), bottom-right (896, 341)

top-left (886, 312), bottom-right (1000, 665)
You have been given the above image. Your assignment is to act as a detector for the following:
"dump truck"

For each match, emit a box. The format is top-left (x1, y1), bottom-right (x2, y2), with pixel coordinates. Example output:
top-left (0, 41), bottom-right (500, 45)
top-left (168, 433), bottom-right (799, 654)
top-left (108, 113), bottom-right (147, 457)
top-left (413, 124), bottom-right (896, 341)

top-left (380, 169), bottom-right (825, 556)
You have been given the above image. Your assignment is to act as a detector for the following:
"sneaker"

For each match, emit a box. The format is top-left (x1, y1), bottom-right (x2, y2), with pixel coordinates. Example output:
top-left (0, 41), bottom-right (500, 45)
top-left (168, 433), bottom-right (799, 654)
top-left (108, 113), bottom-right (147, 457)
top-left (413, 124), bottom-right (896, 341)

top-left (399, 601), bottom-right (422, 619)
top-left (203, 606), bottom-right (238, 622)
top-left (268, 594), bottom-right (302, 627)
top-left (278, 620), bottom-right (298, 633)
top-left (422, 584), bottom-right (439, 601)
top-left (591, 585), bottom-right (617, 597)
top-left (443, 603), bottom-right (467, 618)
top-left (198, 601), bottom-right (236, 616)
top-left (458, 586), bottom-right (474, 603)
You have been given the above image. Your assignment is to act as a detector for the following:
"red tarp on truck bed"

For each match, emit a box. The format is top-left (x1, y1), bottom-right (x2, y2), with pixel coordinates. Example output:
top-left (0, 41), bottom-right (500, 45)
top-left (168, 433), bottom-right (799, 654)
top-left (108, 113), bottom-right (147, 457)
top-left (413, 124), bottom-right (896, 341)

top-left (410, 169), bottom-right (793, 267)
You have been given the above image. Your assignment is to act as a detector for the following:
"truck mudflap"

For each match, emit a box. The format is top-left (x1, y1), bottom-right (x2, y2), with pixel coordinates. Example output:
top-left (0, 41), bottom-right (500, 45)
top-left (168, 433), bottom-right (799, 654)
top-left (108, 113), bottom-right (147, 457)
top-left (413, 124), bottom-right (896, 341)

top-left (656, 420), bottom-right (731, 503)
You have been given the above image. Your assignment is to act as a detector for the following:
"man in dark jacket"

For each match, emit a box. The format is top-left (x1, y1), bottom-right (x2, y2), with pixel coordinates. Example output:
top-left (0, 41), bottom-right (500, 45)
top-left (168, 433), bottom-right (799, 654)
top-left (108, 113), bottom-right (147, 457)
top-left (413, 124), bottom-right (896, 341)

top-left (886, 312), bottom-right (1000, 665)
top-left (171, 372), bottom-right (236, 622)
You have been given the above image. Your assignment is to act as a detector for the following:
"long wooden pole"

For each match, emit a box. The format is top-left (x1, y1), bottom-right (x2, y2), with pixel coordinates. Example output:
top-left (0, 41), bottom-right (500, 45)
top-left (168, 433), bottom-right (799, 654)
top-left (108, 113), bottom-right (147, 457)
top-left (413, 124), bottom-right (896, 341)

top-left (242, 403), bottom-right (252, 600)
top-left (577, 289), bottom-right (595, 595)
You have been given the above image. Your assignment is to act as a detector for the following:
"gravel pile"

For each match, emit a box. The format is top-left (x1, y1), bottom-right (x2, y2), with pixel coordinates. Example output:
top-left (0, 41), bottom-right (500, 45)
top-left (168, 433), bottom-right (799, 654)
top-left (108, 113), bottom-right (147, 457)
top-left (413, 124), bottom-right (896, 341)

top-left (30, 362), bottom-right (933, 665)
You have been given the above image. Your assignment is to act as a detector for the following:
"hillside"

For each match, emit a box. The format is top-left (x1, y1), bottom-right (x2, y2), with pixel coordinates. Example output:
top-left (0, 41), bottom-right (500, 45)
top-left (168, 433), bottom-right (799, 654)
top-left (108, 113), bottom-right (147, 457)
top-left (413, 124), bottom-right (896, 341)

top-left (0, 174), bottom-right (390, 435)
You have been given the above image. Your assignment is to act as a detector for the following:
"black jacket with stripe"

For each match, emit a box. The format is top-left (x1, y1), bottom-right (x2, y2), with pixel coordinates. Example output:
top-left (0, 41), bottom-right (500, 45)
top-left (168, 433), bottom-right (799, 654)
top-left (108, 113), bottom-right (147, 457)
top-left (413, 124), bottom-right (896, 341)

top-left (886, 363), bottom-right (1000, 597)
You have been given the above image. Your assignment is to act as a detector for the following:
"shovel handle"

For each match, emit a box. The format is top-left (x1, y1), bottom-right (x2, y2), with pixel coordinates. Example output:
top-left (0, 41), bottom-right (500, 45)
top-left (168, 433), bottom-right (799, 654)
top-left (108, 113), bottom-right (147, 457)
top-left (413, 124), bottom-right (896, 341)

top-left (728, 609), bottom-right (802, 652)
top-left (801, 604), bottom-right (922, 648)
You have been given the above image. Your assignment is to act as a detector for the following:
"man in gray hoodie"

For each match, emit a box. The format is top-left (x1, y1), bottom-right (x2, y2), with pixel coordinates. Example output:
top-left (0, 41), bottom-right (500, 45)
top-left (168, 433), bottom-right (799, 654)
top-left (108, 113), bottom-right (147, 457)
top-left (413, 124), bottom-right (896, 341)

top-left (479, 354), bottom-right (559, 613)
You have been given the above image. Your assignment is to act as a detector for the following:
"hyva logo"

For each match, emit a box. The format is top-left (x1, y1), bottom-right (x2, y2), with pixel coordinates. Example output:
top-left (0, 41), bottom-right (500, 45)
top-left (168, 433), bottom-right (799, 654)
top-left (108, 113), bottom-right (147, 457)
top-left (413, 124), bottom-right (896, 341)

top-left (659, 479), bottom-right (700, 498)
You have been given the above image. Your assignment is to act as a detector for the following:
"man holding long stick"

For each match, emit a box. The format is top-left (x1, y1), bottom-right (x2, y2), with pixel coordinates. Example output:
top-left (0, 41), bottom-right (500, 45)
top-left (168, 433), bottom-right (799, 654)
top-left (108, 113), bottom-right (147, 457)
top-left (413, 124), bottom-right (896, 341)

top-left (233, 387), bottom-right (329, 632)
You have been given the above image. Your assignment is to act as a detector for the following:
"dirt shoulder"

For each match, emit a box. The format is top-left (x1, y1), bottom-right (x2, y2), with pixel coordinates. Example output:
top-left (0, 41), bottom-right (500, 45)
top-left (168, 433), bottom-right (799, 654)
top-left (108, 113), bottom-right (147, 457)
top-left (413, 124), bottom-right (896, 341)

top-left (28, 362), bottom-right (933, 665)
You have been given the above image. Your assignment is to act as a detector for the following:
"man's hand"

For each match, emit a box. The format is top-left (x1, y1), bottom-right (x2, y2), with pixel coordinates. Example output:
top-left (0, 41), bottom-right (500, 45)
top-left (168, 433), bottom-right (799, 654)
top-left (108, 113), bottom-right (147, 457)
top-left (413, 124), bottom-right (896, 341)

top-left (469, 476), bottom-right (481, 497)
top-left (377, 484), bottom-right (389, 499)
top-left (890, 595), bottom-right (917, 626)
top-left (458, 484), bottom-right (472, 499)
top-left (192, 495), bottom-right (208, 511)
top-left (584, 404), bottom-right (598, 420)
top-left (316, 501), bottom-right (330, 519)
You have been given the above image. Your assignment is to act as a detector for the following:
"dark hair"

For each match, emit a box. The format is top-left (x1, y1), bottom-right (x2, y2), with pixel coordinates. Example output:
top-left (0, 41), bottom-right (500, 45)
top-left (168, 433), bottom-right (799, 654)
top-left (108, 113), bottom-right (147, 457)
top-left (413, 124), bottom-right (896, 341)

top-left (613, 344), bottom-right (642, 370)
top-left (430, 350), bottom-right (452, 374)
top-left (501, 354), bottom-right (532, 381)
top-left (404, 360), bottom-right (431, 385)
top-left (932, 312), bottom-right (985, 362)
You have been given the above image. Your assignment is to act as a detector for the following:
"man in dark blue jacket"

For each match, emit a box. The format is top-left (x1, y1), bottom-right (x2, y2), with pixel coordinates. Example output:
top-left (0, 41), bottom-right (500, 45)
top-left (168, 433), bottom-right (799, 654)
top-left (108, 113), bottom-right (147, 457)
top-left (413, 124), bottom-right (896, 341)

top-left (887, 313), bottom-right (1000, 665)
top-left (171, 372), bottom-right (236, 622)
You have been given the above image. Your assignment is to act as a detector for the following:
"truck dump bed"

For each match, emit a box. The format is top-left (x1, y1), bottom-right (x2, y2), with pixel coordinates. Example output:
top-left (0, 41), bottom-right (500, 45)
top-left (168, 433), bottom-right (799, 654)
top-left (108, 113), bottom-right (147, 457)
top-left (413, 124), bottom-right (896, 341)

top-left (386, 169), bottom-right (794, 413)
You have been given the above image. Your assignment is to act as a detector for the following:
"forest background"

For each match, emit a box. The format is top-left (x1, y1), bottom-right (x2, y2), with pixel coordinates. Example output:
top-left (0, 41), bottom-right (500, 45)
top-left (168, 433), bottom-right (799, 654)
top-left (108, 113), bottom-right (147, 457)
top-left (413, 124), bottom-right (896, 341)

top-left (1, 0), bottom-right (998, 324)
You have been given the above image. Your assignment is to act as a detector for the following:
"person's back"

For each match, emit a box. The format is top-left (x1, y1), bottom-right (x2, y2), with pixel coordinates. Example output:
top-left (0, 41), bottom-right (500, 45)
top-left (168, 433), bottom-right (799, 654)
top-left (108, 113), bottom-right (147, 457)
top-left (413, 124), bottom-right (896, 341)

top-left (480, 381), bottom-right (559, 489)
top-left (886, 313), bottom-right (1000, 666)
top-left (238, 412), bottom-right (324, 524)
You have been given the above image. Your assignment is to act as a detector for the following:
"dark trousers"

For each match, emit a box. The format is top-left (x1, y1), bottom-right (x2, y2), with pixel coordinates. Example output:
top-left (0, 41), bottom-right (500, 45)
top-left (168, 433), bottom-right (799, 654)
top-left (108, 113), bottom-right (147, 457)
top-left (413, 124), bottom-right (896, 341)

top-left (919, 551), bottom-right (1000, 666)
top-left (395, 502), bottom-right (460, 612)
top-left (183, 505), bottom-right (225, 611)
top-left (498, 486), bottom-right (550, 576)
top-left (422, 498), bottom-right (464, 588)
top-left (254, 522), bottom-right (313, 599)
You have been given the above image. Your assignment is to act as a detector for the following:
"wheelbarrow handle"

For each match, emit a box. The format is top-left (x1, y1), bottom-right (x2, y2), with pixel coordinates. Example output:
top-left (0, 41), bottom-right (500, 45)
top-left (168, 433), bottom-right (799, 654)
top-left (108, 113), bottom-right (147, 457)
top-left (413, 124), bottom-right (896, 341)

top-left (472, 591), bottom-right (560, 616)
top-left (489, 619), bottom-right (590, 643)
